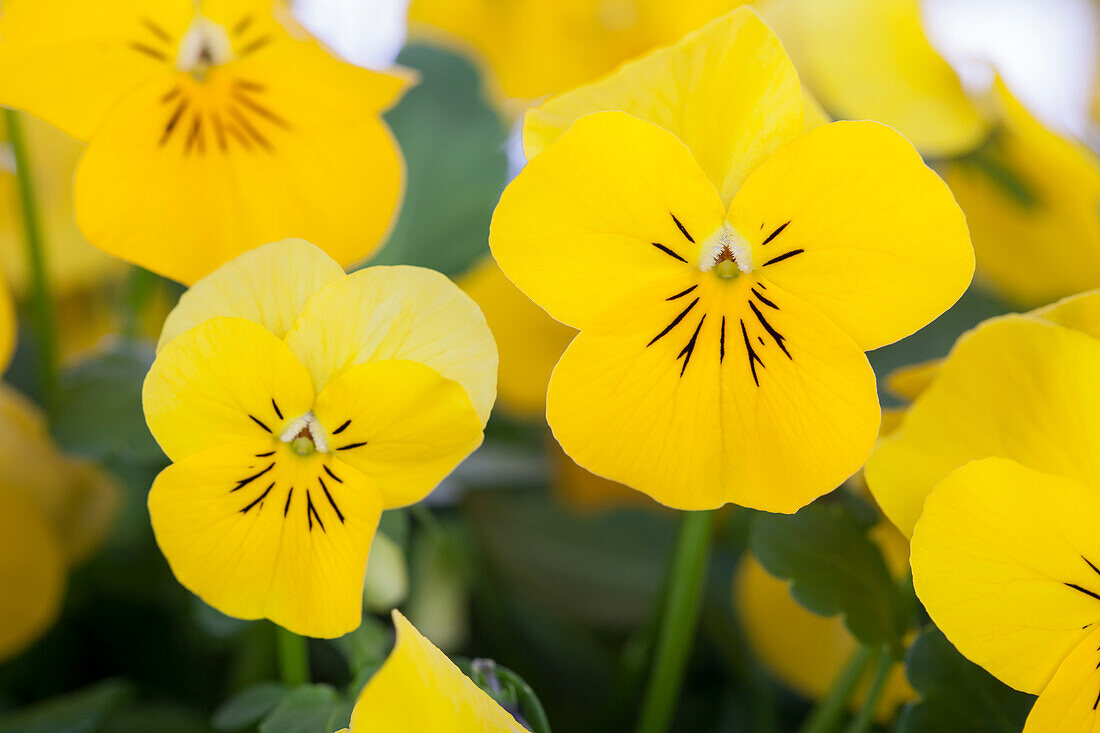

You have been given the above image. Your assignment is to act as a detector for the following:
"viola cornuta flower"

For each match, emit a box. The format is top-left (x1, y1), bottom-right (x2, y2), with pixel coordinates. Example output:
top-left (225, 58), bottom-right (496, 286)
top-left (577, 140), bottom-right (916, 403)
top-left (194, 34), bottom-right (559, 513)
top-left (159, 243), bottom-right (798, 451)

top-left (489, 8), bottom-right (974, 512)
top-left (143, 240), bottom-right (496, 637)
top-left (0, 0), bottom-right (411, 285)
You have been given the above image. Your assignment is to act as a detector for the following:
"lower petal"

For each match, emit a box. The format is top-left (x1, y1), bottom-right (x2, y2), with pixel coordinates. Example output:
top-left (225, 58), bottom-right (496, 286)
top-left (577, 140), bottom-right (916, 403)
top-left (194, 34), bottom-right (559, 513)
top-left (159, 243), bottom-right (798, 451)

top-left (1026, 626), bottom-right (1100, 732)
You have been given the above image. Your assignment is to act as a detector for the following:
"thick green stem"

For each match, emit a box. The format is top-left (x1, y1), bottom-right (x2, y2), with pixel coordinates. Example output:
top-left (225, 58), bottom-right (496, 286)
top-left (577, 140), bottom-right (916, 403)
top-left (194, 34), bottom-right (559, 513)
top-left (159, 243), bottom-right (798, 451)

top-left (798, 645), bottom-right (875, 733)
top-left (5, 109), bottom-right (58, 410)
top-left (634, 510), bottom-right (716, 733)
top-left (275, 626), bottom-right (309, 687)
top-left (843, 647), bottom-right (894, 733)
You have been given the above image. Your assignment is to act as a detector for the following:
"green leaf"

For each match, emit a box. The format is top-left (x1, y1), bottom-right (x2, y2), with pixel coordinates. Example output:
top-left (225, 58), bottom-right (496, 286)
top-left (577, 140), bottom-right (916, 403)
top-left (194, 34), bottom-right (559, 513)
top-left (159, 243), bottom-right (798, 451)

top-left (212, 683), bottom-right (290, 731)
top-left (258, 685), bottom-right (341, 733)
top-left (372, 43), bottom-right (508, 277)
top-left (51, 343), bottom-right (162, 463)
top-left (748, 497), bottom-right (909, 650)
top-left (0, 679), bottom-right (133, 733)
top-left (331, 614), bottom-right (391, 680)
top-left (897, 626), bottom-right (1033, 733)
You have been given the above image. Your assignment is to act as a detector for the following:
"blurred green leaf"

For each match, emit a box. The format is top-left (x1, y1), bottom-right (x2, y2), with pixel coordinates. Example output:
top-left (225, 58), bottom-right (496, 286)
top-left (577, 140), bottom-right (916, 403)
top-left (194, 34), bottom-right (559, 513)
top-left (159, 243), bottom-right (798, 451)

top-left (372, 43), bottom-right (508, 277)
top-left (103, 703), bottom-right (211, 733)
top-left (897, 626), bottom-right (1033, 732)
top-left (0, 679), bottom-right (132, 733)
top-left (258, 685), bottom-right (341, 733)
top-left (749, 498), bottom-right (909, 650)
top-left (332, 615), bottom-right (391, 682)
top-left (212, 683), bottom-right (289, 732)
top-left (52, 342), bottom-right (161, 463)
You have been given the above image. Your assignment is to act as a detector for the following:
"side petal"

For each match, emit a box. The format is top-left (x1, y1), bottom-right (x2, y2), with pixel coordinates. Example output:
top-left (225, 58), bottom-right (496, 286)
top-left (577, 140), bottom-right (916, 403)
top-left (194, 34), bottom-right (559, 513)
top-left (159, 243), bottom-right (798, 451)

top-left (546, 275), bottom-right (879, 512)
top-left (1025, 626), bottom-right (1100, 733)
top-left (866, 316), bottom-right (1100, 537)
top-left (143, 317), bottom-right (315, 462)
top-left (523, 7), bottom-right (805, 204)
top-left (727, 120), bottom-right (973, 351)
top-left (348, 610), bottom-right (527, 733)
top-left (157, 239), bottom-right (345, 351)
top-left (284, 265), bottom-right (497, 425)
top-left (312, 360), bottom-right (484, 509)
top-left (148, 441), bottom-right (382, 638)
top-left (912, 458), bottom-right (1100, 694)
top-left (491, 111), bottom-right (725, 330)
top-left (0, 273), bottom-right (14, 374)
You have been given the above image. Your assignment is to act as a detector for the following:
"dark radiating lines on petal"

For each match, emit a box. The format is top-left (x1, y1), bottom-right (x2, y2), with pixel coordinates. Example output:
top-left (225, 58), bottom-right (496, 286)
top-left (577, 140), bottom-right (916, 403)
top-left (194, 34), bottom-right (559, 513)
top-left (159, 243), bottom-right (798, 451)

top-left (140, 17), bottom-right (173, 44)
top-left (211, 111), bottom-right (229, 151)
top-left (306, 490), bottom-right (325, 532)
top-left (719, 316), bottom-right (726, 363)
top-left (160, 86), bottom-right (182, 104)
top-left (671, 213), bottom-right (695, 243)
top-left (331, 419), bottom-right (351, 435)
top-left (1066, 582), bottom-right (1100, 602)
top-left (235, 78), bottom-right (267, 92)
top-left (336, 441), bottom-right (368, 451)
top-left (232, 462), bottom-right (274, 493)
top-left (763, 249), bottom-right (805, 267)
top-left (677, 315), bottom-right (706, 376)
top-left (130, 42), bottom-right (168, 62)
top-left (761, 221), bottom-right (790, 246)
top-left (651, 242), bottom-right (688, 264)
top-left (271, 399), bottom-right (284, 420)
top-left (232, 88), bottom-right (291, 130)
top-left (319, 476), bottom-right (345, 524)
top-left (227, 106), bottom-right (274, 152)
top-left (648, 297), bottom-right (698, 347)
top-left (160, 98), bottom-right (189, 146)
top-left (255, 450), bottom-right (275, 458)
top-left (666, 284), bottom-right (698, 301)
top-left (323, 465), bottom-right (343, 483)
top-left (283, 487), bottom-right (294, 517)
top-left (240, 482), bottom-right (274, 514)
top-left (740, 319), bottom-right (765, 387)
top-left (748, 301), bottom-right (791, 359)
top-left (184, 113), bottom-right (205, 155)
top-left (1083, 555), bottom-right (1100, 577)
top-left (233, 14), bottom-right (255, 36)
top-left (249, 414), bottom-right (272, 433)
top-left (751, 287), bottom-right (779, 310)
top-left (238, 35), bottom-right (273, 58)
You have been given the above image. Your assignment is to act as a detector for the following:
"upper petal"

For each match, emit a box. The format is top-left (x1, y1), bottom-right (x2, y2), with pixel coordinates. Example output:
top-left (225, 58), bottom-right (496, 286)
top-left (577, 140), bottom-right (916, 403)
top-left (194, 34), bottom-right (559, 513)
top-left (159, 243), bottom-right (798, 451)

top-left (284, 265), bottom-right (497, 425)
top-left (912, 458), bottom-right (1100, 694)
top-left (523, 7), bottom-right (805, 204)
top-left (726, 120), bottom-right (973, 351)
top-left (490, 111), bottom-right (725, 330)
top-left (348, 610), bottom-right (527, 732)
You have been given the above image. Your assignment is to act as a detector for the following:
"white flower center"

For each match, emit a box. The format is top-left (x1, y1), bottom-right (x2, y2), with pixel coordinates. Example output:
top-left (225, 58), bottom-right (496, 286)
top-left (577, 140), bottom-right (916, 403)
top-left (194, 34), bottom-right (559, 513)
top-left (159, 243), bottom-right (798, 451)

top-left (279, 412), bottom-right (329, 455)
top-left (697, 223), bottom-right (753, 276)
top-left (176, 17), bottom-right (234, 76)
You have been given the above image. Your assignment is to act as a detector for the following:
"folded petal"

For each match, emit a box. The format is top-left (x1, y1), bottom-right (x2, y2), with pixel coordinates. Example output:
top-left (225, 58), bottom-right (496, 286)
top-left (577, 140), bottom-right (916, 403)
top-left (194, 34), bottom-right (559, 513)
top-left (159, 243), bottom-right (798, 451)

top-left (1025, 625), bottom-right (1100, 732)
top-left (149, 440), bottom-right (382, 638)
top-left (866, 316), bottom-right (1100, 536)
top-left (312, 360), bottom-right (484, 509)
top-left (285, 265), bottom-right (497, 424)
top-left (491, 111), bottom-right (725, 330)
top-left (727, 120), bottom-right (973, 351)
top-left (144, 317), bottom-right (315, 462)
top-left (912, 458), bottom-right (1100, 694)
top-left (157, 239), bottom-right (345, 350)
top-left (546, 275), bottom-right (879, 511)
top-left (348, 610), bottom-right (527, 732)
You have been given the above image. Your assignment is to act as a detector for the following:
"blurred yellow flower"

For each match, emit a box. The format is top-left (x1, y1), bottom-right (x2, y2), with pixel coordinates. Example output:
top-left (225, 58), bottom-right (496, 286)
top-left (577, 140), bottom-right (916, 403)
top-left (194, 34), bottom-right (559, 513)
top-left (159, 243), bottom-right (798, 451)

top-left (0, 0), bottom-right (410, 285)
top-left (144, 239), bottom-right (496, 637)
top-left (339, 611), bottom-right (526, 732)
top-left (490, 9), bottom-right (973, 512)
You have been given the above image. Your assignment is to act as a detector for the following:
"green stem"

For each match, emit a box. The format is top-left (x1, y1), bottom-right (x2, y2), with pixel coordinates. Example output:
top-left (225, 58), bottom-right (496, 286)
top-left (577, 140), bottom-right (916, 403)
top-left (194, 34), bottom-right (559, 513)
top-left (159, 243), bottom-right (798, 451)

top-left (496, 666), bottom-right (552, 733)
top-left (5, 109), bottom-right (58, 410)
top-left (634, 510), bottom-right (716, 733)
top-left (275, 626), bottom-right (309, 687)
top-left (798, 646), bottom-right (875, 733)
top-left (843, 647), bottom-right (893, 733)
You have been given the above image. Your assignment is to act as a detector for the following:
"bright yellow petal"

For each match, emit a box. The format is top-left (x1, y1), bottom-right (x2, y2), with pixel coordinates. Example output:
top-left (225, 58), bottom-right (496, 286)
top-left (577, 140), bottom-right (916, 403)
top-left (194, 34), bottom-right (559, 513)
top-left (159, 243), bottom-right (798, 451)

top-left (0, 273), bottom-right (14, 374)
top-left (149, 440), bottom-right (381, 637)
top-left (1033, 290), bottom-right (1100, 341)
top-left (458, 258), bottom-right (575, 418)
top-left (912, 458), bottom-right (1100, 694)
top-left (0, 486), bottom-right (65, 662)
top-left (143, 317), bottom-right (315, 462)
top-left (546, 274), bottom-right (879, 512)
top-left (1024, 625), bottom-right (1100, 733)
top-left (491, 111), bottom-right (725, 330)
top-left (285, 265), bottom-right (497, 425)
top-left (157, 239), bottom-right (345, 351)
top-left (312, 360), bottom-right (483, 509)
top-left (884, 359), bottom-right (942, 403)
top-left (866, 315), bottom-right (1100, 537)
top-left (523, 8), bottom-right (804, 204)
top-left (727, 120), bottom-right (973, 351)
top-left (0, 0), bottom-right (194, 140)
top-left (348, 610), bottom-right (527, 733)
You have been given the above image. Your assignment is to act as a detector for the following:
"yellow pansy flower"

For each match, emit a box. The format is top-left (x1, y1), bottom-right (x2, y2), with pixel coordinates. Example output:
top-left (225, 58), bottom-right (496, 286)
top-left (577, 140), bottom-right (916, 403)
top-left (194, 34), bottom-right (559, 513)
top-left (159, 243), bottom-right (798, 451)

top-left (866, 290), bottom-right (1100, 537)
top-left (144, 239), bottom-right (496, 638)
top-left (0, 0), bottom-right (410, 285)
top-left (490, 9), bottom-right (973, 512)
top-left (338, 611), bottom-right (526, 732)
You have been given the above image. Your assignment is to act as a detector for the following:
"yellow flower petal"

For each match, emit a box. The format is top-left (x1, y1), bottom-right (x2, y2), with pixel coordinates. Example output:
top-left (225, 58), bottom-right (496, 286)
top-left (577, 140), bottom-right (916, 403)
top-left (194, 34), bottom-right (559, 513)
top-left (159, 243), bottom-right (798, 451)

top-left (911, 457), bottom-right (1100, 694)
top-left (0, 486), bottom-right (66, 662)
top-left (546, 275), bottom-right (879, 511)
top-left (1023, 625), bottom-right (1100, 732)
top-left (726, 120), bottom-right (973, 351)
top-left (56, 462), bottom-right (122, 565)
top-left (1033, 290), bottom-right (1100, 341)
top-left (866, 315), bottom-right (1100, 537)
top-left (523, 8), bottom-right (805, 204)
top-left (458, 258), bottom-right (575, 418)
top-left (312, 360), bottom-right (484, 509)
top-left (284, 265), bottom-right (497, 425)
top-left (143, 317), bottom-right (315, 462)
top-left (149, 440), bottom-right (382, 637)
top-left (884, 359), bottom-right (942, 403)
top-left (348, 610), bottom-right (527, 732)
top-left (491, 111), bottom-right (726, 330)
top-left (157, 239), bottom-right (345, 350)
top-left (0, 273), bottom-right (14, 374)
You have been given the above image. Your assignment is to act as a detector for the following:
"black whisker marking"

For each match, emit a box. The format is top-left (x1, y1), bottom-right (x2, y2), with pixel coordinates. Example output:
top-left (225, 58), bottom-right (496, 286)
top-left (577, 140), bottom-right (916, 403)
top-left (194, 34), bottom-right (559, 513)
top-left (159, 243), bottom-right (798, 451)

top-left (223, 120), bottom-right (254, 151)
top-left (749, 301), bottom-right (791, 359)
top-left (671, 213), bottom-right (695, 243)
top-left (160, 98), bottom-right (189, 145)
top-left (232, 89), bottom-right (291, 129)
top-left (233, 14), bottom-right (255, 36)
top-left (140, 17), bottom-right (173, 43)
top-left (1065, 582), bottom-right (1100, 601)
top-left (666, 284), bottom-right (698, 301)
top-left (271, 399), bottom-right (283, 420)
top-left (237, 35), bottom-right (273, 58)
top-left (234, 78), bottom-right (267, 92)
top-left (1094, 687), bottom-right (1100, 710)
top-left (337, 441), bottom-right (368, 451)
top-left (240, 482), bottom-right (274, 514)
top-left (761, 221), bottom-right (790, 246)
top-left (323, 465), bottom-right (343, 483)
top-left (331, 419), bottom-right (351, 435)
top-left (249, 414), bottom-right (272, 433)
top-left (758, 336), bottom-right (765, 345)
top-left (160, 86), bottom-right (182, 104)
top-left (255, 450), bottom-right (275, 458)
top-left (751, 287), bottom-right (779, 309)
top-left (647, 298), bottom-right (698, 347)
top-left (306, 490), bottom-right (325, 532)
top-left (763, 249), bottom-right (805, 267)
top-left (211, 111), bottom-right (228, 151)
top-left (227, 106), bottom-right (273, 151)
top-left (232, 462), bottom-right (274, 492)
top-left (651, 242), bottom-right (688, 264)
top-left (757, 282), bottom-right (767, 290)
top-left (184, 112), bottom-right (204, 155)
top-left (677, 315), bottom-right (706, 377)
top-left (719, 316), bottom-right (726, 363)
top-left (740, 320), bottom-right (765, 387)
top-left (1084, 555), bottom-right (1100, 577)
top-left (130, 42), bottom-right (168, 62)
top-left (283, 487), bottom-right (294, 517)
top-left (319, 476), bottom-right (345, 524)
